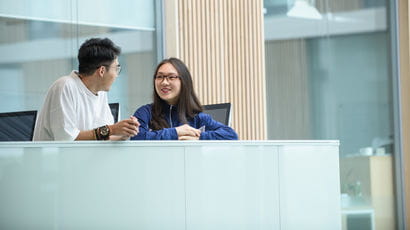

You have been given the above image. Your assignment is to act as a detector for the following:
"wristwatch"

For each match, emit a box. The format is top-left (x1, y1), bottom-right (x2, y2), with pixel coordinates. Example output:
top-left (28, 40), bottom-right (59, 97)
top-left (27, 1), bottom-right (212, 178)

top-left (96, 125), bottom-right (110, 140)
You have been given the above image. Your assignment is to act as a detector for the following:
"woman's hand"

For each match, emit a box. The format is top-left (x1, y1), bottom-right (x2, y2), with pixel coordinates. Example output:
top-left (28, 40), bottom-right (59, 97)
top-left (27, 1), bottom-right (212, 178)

top-left (178, 135), bottom-right (200, 140)
top-left (175, 124), bottom-right (201, 138)
top-left (109, 116), bottom-right (140, 138)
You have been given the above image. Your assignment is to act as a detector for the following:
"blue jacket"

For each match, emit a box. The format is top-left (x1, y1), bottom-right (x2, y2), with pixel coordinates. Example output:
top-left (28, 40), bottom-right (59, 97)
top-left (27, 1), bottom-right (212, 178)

top-left (130, 104), bottom-right (238, 140)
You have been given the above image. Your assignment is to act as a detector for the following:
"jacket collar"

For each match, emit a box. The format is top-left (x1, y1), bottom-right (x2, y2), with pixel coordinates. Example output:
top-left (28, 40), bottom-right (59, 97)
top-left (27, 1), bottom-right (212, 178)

top-left (161, 102), bottom-right (178, 112)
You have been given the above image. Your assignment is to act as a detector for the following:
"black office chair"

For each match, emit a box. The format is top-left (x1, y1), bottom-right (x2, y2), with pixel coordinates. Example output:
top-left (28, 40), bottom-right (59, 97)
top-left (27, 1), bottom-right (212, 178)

top-left (0, 110), bottom-right (37, 141)
top-left (202, 103), bottom-right (232, 126)
top-left (109, 103), bottom-right (120, 123)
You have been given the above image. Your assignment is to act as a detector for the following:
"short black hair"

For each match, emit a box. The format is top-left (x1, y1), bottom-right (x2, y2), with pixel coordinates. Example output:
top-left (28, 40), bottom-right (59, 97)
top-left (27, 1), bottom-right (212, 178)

top-left (78, 38), bottom-right (121, 75)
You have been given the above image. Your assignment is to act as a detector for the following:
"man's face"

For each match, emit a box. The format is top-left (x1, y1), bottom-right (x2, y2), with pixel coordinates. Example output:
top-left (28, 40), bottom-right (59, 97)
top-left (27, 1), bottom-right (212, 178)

top-left (101, 58), bottom-right (120, 91)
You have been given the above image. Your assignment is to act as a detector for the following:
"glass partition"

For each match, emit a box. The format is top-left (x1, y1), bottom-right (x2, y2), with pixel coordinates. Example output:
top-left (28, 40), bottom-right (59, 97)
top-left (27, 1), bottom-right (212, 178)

top-left (0, 141), bottom-right (340, 229)
top-left (263, 0), bottom-right (396, 229)
top-left (0, 0), bottom-right (159, 120)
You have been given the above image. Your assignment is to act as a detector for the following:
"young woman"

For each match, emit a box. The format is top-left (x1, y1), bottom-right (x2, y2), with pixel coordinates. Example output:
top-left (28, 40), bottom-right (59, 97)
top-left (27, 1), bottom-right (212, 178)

top-left (131, 58), bottom-right (238, 140)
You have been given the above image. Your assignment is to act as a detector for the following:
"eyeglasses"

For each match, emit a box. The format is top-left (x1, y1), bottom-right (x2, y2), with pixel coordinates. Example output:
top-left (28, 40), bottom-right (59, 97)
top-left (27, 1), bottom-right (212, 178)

top-left (102, 64), bottom-right (121, 75)
top-left (155, 75), bottom-right (180, 81)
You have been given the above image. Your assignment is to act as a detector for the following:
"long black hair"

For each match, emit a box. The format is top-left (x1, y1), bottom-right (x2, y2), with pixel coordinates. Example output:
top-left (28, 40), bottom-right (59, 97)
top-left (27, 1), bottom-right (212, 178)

top-left (150, 58), bottom-right (203, 130)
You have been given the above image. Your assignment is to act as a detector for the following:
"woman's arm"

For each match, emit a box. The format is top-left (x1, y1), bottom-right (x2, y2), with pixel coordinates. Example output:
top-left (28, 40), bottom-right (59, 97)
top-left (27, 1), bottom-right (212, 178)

top-left (198, 113), bottom-right (238, 140)
top-left (130, 105), bottom-right (179, 140)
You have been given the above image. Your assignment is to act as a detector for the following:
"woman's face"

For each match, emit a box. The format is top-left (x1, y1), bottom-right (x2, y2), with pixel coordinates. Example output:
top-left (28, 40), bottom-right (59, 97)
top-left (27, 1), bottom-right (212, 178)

top-left (155, 63), bottom-right (181, 105)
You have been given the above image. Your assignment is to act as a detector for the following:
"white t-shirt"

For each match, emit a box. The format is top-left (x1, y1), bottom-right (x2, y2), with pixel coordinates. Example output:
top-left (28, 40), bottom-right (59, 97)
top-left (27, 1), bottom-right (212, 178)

top-left (33, 71), bottom-right (114, 141)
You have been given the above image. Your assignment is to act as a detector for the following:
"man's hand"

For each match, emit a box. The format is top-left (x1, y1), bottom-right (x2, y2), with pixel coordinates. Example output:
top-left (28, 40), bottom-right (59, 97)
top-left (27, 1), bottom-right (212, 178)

top-left (175, 124), bottom-right (201, 138)
top-left (109, 116), bottom-right (140, 138)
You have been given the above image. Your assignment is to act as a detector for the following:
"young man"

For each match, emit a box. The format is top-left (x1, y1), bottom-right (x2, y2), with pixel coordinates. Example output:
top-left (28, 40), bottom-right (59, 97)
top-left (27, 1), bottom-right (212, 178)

top-left (33, 38), bottom-right (139, 141)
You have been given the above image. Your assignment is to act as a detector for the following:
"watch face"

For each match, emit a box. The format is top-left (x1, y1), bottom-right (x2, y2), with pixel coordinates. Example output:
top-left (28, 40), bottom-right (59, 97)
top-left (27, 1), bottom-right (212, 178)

top-left (100, 126), bottom-right (110, 136)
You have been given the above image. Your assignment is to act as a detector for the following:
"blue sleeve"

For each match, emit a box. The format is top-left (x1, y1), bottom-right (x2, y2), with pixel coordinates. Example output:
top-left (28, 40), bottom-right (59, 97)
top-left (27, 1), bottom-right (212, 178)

top-left (198, 113), bottom-right (238, 140)
top-left (130, 105), bottom-right (178, 140)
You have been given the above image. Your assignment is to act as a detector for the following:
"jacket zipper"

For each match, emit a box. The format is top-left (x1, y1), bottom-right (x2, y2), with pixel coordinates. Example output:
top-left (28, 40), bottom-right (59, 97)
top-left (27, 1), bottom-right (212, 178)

top-left (169, 105), bottom-right (173, 128)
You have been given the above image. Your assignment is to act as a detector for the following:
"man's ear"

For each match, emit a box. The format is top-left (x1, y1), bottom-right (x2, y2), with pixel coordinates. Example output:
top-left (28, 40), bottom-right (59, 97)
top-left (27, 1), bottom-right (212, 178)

top-left (96, 66), bottom-right (105, 77)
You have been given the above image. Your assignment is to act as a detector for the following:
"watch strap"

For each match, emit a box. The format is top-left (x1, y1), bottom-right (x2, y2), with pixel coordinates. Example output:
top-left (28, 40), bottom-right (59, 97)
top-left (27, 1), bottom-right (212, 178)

top-left (94, 128), bottom-right (100, 140)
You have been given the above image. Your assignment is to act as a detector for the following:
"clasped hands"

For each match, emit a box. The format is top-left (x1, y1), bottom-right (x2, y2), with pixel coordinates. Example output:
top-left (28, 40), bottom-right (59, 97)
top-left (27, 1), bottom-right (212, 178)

top-left (175, 124), bottom-right (201, 140)
top-left (109, 116), bottom-right (140, 140)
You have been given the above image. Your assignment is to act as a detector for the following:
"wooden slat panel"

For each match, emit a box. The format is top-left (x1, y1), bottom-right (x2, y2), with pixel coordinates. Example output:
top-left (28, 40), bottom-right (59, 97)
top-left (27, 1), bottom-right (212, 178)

top-left (398, 0), bottom-right (410, 226)
top-left (258, 0), bottom-right (267, 139)
top-left (265, 40), bottom-right (310, 140)
top-left (164, 0), bottom-right (179, 58)
top-left (249, 0), bottom-right (256, 139)
top-left (316, 0), bottom-right (361, 13)
top-left (232, 1), bottom-right (242, 137)
top-left (176, 0), bottom-right (266, 140)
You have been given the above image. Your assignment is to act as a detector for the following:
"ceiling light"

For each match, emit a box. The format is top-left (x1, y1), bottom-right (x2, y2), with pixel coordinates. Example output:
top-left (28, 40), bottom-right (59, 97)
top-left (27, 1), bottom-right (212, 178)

top-left (287, 0), bottom-right (322, 20)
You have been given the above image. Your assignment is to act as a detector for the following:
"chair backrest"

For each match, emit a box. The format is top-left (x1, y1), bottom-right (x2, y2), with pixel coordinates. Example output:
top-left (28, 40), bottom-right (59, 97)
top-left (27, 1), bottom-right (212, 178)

top-left (202, 103), bottom-right (231, 126)
top-left (0, 110), bottom-right (37, 141)
top-left (109, 103), bottom-right (120, 123)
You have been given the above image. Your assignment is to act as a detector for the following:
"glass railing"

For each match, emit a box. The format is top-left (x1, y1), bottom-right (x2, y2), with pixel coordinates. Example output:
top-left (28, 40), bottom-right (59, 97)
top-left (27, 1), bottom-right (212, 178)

top-left (0, 140), bottom-right (339, 229)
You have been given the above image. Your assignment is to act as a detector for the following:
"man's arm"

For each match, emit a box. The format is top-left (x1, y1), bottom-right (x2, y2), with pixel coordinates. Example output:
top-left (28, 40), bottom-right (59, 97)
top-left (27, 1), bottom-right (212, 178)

top-left (75, 130), bottom-right (97, 140)
top-left (74, 117), bottom-right (140, 141)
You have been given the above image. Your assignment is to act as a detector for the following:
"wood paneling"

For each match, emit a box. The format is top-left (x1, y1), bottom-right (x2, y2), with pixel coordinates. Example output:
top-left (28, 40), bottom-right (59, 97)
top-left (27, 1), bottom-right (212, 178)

top-left (399, 0), bottom-right (410, 226)
top-left (164, 0), bottom-right (179, 58)
top-left (316, 0), bottom-right (361, 13)
top-left (265, 40), bottom-right (310, 139)
top-left (170, 0), bottom-right (266, 140)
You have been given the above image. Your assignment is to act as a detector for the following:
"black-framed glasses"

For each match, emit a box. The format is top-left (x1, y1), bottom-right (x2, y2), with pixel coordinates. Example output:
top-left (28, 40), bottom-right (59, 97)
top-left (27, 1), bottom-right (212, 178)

top-left (102, 64), bottom-right (121, 75)
top-left (155, 75), bottom-right (180, 81)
